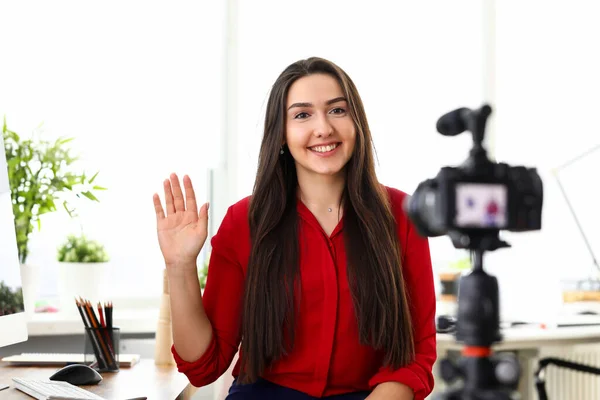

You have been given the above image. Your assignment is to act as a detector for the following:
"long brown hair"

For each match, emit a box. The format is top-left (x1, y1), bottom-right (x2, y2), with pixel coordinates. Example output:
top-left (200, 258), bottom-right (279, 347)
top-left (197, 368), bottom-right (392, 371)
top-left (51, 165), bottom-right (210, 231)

top-left (240, 57), bottom-right (414, 383)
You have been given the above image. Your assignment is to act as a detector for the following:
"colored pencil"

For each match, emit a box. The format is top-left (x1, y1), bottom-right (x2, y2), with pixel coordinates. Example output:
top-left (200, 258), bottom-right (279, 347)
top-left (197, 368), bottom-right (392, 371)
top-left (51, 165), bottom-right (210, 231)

top-left (75, 298), bottom-right (105, 369)
top-left (98, 302), bottom-right (106, 328)
top-left (86, 300), bottom-right (116, 370)
top-left (74, 297), bottom-right (117, 370)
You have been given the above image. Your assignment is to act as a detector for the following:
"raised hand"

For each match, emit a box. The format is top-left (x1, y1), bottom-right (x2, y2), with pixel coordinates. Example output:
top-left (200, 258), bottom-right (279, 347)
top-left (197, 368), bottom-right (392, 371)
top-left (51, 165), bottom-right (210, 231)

top-left (153, 173), bottom-right (209, 273)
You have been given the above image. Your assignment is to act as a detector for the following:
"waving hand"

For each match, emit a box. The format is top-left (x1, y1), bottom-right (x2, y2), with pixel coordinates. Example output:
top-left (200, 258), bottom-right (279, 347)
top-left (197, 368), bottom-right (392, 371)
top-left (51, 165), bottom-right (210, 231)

top-left (153, 173), bottom-right (209, 273)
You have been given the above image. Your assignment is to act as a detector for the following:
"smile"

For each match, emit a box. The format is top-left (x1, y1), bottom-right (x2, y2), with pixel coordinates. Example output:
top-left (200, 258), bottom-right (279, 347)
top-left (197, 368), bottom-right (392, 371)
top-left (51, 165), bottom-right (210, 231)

top-left (308, 143), bottom-right (340, 154)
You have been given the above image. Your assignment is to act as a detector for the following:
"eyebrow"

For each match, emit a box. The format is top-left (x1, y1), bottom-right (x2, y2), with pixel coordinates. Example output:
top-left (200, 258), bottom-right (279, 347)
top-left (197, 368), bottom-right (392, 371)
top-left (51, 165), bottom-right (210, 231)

top-left (287, 96), bottom-right (347, 111)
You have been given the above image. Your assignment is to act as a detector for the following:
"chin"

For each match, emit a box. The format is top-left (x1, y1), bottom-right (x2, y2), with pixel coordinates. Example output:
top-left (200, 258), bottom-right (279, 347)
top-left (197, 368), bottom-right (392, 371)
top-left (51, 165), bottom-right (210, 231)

top-left (309, 165), bottom-right (346, 177)
top-left (294, 154), bottom-right (349, 178)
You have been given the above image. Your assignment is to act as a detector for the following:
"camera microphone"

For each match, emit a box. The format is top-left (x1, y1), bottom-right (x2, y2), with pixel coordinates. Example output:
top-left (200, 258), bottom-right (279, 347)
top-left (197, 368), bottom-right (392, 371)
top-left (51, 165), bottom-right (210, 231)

top-left (436, 107), bottom-right (469, 136)
top-left (436, 105), bottom-right (493, 139)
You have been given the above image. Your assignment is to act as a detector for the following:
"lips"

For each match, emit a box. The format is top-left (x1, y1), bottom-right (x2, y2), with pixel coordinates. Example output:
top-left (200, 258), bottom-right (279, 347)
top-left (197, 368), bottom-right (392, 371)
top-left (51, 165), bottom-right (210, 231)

top-left (308, 142), bottom-right (340, 153)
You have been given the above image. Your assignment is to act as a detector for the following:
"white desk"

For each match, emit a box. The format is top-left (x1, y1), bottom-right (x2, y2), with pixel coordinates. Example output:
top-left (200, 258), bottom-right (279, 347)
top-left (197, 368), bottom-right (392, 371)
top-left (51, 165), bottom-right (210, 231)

top-left (437, 324), bottom-right (600, 351)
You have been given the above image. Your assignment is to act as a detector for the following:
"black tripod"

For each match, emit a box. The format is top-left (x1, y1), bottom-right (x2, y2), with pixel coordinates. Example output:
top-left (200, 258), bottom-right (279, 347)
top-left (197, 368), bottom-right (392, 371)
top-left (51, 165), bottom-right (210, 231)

top-left (406, 103), bottom-right (546, 398)
top-left (435, 249), bottom-right (520, 400)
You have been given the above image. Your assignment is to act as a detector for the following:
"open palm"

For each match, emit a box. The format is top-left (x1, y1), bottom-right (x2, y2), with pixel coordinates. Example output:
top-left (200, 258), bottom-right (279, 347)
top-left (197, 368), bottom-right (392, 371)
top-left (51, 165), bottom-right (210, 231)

top-left (153, 173), bottom-right (208, 270)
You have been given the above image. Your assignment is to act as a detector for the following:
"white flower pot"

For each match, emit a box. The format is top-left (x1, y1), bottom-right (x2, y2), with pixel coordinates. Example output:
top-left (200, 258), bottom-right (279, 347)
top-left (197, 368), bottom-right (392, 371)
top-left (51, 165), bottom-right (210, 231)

top-left (19, 263), bottom-right (41, 319)
top-left (58, 262), bottom-right (109, 315)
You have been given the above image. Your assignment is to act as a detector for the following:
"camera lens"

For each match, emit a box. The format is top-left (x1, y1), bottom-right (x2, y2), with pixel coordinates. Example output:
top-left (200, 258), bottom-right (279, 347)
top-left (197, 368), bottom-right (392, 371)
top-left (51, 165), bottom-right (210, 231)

top-left (404, 180), bottom-right (446, 237)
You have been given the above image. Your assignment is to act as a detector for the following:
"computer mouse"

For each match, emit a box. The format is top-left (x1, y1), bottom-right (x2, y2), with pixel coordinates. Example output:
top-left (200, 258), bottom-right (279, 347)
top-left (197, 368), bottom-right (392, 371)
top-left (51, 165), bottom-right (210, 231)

top-left (49, 364), bottom-right (103, 385)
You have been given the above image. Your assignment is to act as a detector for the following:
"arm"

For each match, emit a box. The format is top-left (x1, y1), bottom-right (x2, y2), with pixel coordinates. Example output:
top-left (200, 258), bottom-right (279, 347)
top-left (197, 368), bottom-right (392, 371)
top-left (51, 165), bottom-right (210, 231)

top-left (169, 265), bottom-right (212, 361)
top-left (368, 217), bottom-right (437, 400)
top-left (170, 205), bottom-right (245, 387)
top-left (367, 382), bottom-right (414, 400)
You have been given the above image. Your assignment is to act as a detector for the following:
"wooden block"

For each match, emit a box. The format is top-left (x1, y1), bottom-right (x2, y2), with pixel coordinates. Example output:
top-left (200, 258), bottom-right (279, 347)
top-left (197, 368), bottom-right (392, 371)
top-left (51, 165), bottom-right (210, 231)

top-left (563, 290), bottom-right (600, 303)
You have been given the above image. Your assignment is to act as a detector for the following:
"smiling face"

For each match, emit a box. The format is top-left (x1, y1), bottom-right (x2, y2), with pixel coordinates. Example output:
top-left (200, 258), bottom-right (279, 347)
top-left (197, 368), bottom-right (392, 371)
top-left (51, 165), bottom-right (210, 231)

top-left (285, 73), bottom-right (356, 180)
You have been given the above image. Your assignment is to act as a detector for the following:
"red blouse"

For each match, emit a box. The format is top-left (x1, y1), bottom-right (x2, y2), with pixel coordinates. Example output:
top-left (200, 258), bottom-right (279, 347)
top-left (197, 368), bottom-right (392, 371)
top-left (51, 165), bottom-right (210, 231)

top-left (172, 186), bottom-right (437, 399)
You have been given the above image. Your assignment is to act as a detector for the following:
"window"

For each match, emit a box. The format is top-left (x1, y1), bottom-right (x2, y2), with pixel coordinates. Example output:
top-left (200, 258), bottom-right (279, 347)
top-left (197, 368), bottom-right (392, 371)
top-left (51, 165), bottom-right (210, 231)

top-left (491, 1), bottom-right (600, 319)
top-left (0, 2), bottom-right (226, 300)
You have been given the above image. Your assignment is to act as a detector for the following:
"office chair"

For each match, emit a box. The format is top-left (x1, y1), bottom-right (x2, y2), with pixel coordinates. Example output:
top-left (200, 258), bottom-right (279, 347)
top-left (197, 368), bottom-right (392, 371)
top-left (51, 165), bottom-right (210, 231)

top-left (535, 357), bottom-right (600, 400)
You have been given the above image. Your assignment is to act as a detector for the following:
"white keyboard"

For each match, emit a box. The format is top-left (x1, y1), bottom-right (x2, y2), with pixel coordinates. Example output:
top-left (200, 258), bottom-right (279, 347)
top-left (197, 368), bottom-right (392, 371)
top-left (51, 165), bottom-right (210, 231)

top-left (12, 378), bottom-right (107, 400)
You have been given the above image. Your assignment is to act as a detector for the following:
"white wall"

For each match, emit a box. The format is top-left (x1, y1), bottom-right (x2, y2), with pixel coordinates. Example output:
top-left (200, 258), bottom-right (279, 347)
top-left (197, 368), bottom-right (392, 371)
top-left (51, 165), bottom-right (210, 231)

top-left (234, 0), bottom-right (487, 273)
top-left (485, 1), bottom-right (600, 321)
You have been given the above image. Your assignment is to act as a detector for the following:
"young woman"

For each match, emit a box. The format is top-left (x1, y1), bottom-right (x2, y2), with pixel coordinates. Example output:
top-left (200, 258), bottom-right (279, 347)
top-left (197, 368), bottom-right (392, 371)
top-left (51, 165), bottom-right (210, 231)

top-left (153, 57), bottom-right (436, 400)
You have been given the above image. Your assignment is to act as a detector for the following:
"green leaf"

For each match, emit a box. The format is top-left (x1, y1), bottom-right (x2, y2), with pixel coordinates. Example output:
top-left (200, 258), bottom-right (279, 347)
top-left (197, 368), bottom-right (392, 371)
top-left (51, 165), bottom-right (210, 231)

top-left (56, 233), bottom-right (109, 263)
top-left (62, 201), bottom-right (76, 218)
top-left (56, 137), bottom-right (74, 145)
top-left (6, 158), bottom-right (19, 168)
top-left (89, 171), bottom-right (99, 184)
top-left (2, 120), bottom-right (107, 263)
top-left (81, 191), bottom-right (99, 201)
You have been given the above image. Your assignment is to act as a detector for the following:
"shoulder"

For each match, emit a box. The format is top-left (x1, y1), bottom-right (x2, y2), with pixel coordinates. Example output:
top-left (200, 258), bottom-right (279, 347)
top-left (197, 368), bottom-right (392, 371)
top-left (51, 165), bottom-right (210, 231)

top-left (214, 196), bottom-right (251, 236)
top-left (382, 185), bottom-right (432, 264)
top-left (226, 195), bottom-right (252, 222)
top-left (381, 185), bottom-right (414, 254)
top-left (383, 185), bottom-right (409, 207)
top-left (382, 185), bottom-right (410, 224)
top-left (212, 196), bottom-right (252, 262)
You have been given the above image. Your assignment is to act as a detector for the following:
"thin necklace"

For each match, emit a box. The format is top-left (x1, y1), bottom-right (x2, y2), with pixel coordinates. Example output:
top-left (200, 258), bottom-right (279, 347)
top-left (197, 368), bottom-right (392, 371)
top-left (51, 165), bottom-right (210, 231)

top-left (299, 192), bottom-right (336, 213)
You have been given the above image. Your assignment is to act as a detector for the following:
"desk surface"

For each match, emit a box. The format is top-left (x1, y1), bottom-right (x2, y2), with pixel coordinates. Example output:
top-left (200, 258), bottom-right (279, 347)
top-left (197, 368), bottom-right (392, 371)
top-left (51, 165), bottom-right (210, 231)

top-left (0, 359), bottom-right (194, 400)
top-left (437, 324), bottom-right (600, 350)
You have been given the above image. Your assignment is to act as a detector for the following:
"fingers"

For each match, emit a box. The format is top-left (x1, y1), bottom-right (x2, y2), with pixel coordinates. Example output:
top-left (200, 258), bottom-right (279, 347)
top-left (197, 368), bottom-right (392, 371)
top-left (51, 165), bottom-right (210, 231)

top-left (153, 193), bottom-right (165, 221)
top-left (170, 173), bottom-right (186, 212)
top-left (198, 201), bottom-right (210, 221)
top-left (163, 179), bottom-right (175, 215)
top-left (183, 175), bottom-right (198, 214)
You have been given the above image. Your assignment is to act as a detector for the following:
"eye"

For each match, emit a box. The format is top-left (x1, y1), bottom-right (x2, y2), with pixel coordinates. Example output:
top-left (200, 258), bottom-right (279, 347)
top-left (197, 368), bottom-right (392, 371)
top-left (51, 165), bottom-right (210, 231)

top-left (294, 112), bottom-right (310, 119)
top-left (330, 107), bottom-right (346, 115)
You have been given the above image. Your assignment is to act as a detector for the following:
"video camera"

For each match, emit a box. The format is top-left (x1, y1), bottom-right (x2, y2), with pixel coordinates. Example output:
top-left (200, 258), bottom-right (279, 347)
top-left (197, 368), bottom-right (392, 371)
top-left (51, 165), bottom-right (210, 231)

top-left (406, 104), bottom-right (543, 251)
top-left (404, 104), bottom-right (544, 399)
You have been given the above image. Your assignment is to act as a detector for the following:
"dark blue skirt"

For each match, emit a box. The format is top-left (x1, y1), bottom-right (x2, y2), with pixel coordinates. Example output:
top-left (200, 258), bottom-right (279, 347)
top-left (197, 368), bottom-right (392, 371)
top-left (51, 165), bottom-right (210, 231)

top-left (226, 378), bottom-right (371, 399)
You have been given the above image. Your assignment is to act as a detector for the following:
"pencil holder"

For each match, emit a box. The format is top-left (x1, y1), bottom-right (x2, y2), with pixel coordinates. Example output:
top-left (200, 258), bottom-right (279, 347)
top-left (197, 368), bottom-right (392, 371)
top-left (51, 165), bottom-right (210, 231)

top-left (84, 326), bottom-right (120, 372)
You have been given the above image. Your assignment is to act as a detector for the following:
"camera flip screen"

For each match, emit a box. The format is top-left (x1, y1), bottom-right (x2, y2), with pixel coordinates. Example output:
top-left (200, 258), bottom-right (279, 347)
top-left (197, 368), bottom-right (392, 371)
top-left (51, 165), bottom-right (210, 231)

top-left (454, 183), bottom-right (508, 229)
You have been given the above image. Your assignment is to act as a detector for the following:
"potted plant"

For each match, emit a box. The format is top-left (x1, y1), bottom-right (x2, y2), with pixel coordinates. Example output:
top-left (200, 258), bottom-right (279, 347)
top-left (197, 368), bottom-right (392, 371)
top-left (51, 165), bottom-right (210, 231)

top-left (57, 233), bottom-right (110, 314)
top-left (2, 118), bottom-right (106, 313)
top-left (0, 281), bottom-right (24, 316)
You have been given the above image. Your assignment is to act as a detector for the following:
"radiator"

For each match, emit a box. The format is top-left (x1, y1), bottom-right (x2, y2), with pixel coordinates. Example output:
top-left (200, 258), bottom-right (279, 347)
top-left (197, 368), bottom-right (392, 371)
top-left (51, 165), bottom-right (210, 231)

top-left (529, 344), bottom-right (600, 400)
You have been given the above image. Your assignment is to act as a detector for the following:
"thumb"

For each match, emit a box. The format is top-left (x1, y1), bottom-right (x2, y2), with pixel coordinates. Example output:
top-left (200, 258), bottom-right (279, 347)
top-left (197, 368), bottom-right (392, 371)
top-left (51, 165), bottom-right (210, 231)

top-left (198, 202), bottom-right (209, 228)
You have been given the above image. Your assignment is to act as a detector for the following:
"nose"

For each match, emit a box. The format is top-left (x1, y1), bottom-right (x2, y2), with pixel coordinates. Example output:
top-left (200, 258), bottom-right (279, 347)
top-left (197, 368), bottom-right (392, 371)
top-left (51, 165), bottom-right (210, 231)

top-left (313, 112), bottom-right (334, 138)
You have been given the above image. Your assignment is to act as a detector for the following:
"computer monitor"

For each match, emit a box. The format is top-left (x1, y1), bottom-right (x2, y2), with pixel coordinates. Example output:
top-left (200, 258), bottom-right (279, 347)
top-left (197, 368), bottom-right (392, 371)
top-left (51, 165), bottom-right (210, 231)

top-left (0, 134), bottom-right (28, 348)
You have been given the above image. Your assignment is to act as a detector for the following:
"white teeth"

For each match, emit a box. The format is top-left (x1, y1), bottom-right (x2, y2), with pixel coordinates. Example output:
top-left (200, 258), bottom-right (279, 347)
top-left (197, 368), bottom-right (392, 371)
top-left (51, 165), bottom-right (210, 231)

top-left (310, 143), bottom-right (338, 153)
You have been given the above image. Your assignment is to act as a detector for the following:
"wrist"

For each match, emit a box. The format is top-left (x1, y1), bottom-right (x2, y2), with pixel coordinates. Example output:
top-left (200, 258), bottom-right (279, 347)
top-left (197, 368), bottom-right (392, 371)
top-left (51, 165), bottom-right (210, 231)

top-left (166, 263), bottom-right (199, 280)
